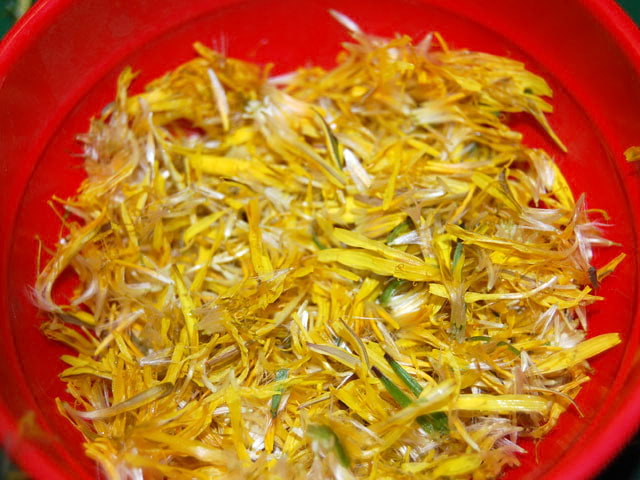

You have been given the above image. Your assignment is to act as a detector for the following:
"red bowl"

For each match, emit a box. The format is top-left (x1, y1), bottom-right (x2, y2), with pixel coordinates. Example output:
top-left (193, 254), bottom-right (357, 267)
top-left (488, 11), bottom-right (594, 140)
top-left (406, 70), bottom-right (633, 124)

top-left (1, 1), bottom-right (639, 478)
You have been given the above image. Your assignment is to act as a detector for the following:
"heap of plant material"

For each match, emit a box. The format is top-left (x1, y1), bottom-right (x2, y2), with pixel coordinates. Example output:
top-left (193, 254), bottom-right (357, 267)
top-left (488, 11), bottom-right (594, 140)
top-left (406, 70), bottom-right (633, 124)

top-left (34, 13), bottom-right (622, 480)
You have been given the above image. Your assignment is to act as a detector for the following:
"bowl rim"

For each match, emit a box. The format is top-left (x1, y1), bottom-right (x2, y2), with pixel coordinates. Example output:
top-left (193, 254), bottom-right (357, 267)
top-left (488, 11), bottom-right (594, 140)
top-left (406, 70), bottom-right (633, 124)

top-left (1, 1), bottom-right (640, 479)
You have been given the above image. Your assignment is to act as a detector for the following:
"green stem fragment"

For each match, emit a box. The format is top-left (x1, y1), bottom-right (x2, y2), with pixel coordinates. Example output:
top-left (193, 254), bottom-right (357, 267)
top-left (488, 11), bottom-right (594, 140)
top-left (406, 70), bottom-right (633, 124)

top-left (422, 411), bottom-right (449, 435)
top-left (307, 424), bottom-right (351, 468)
top-left (372, 366), bottom-right (449, 435)
top-left (385, 219), bottom-right (411, 244)
top-left (270, 368), bottom-right (289, 417)
top-left (497, 341), bottom-right (521, 356)
top-left (384, 353), bottom-right (422, 397)
top-left (378, 278), bottom-right (405, 306)
top-left (452, 240), bottom-right (464, 272)
top-left (383, 354), bottom-right (449, 435)
top-left (312, 233), bottom-right (327, 250)
top-left (371, 366), bottom-right (411, 407)
top-left (467, 336), bottom-right (492, 342)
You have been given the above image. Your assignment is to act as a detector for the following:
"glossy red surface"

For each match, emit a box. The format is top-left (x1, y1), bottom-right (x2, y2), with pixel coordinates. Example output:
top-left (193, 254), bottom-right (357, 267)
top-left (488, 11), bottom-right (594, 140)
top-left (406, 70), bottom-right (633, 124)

top-left (0, 1), bottom-right (639, 478)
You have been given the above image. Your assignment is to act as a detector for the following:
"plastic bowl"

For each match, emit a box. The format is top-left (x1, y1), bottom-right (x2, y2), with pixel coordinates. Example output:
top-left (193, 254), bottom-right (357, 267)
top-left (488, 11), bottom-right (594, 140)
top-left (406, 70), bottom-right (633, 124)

top-left (1, 1), bottom-right (639, 479)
